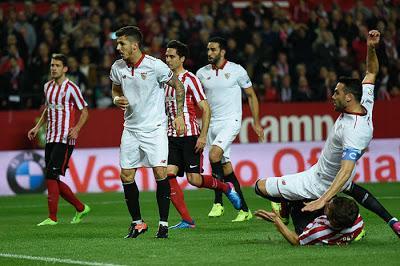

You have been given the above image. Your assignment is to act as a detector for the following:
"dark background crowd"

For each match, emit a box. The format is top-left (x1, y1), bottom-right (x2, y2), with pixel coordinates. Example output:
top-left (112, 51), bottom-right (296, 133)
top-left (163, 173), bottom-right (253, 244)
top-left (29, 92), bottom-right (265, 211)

top-left (1, 0), bottom-right (400, 110)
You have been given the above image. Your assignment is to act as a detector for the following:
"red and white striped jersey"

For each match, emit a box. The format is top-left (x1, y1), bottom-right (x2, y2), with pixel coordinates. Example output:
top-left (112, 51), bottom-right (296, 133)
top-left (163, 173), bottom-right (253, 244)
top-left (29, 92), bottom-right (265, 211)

top-left (44, 78), bottom-right (88, 145)
top-left (299, 214), bottom-right (364, 245)
top-left (165, 70), bottom-right (206, 137)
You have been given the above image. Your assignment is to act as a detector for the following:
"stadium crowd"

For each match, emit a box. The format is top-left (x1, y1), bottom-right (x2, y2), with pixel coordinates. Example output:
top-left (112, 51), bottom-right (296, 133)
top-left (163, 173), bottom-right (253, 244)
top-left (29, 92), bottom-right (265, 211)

top-left (1, 0), bottom-right (400, 110)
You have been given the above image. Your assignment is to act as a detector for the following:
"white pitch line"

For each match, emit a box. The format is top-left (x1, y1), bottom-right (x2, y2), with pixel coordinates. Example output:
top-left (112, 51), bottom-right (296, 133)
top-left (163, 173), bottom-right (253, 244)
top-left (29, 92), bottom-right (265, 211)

top-left (0, 253), bottom-right (125, 266)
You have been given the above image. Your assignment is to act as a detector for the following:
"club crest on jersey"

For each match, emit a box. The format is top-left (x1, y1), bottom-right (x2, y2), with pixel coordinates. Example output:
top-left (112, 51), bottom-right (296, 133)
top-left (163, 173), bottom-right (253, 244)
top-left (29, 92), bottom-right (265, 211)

top-left (224, 73), bottom-right (230, 79)
top-left (122, 75), bottom-right (127, 79)
top-left (140, 72), bottom-right (147, 80)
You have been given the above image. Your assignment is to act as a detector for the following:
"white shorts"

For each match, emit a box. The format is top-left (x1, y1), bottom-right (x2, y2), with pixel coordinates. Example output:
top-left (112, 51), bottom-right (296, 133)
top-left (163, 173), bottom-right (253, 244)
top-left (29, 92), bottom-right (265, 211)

top-left (120, 125), bottom-right (168, 169)
top-left (263, 166), bottom-right (353, 201)
top-left (207, 119), bottom-right (241, 163)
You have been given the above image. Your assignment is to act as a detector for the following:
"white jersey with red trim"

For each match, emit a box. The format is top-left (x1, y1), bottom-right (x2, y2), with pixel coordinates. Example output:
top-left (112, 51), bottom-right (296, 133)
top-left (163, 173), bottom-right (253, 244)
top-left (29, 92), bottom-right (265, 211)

top-left (299, 214), bottom-right (364, 245)
top-left (315, 83), bottom-right (374, 189)
top-left (110, 54), bottom-right (173, 132)
top-left (44, 78), bottom-right (87, 145)
top-left (196, 60), bottom-right (252, 124)
top-left (165, 70), bottom-right (206, 137)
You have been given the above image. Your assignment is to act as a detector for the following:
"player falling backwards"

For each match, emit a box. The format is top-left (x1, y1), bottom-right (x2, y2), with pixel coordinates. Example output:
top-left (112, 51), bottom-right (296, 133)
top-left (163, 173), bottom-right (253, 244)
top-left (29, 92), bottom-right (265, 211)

top-left (164, 40), bottom-right (242, 229)
top-left (255, 30), bottom-right (400, 238)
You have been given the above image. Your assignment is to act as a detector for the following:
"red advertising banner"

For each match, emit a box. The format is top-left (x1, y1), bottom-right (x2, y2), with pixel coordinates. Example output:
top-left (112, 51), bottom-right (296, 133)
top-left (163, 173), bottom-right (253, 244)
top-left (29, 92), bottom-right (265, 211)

top-left (1, 139), bottom-right (398, 195)
top-left (1, 100), bottom-right (399, 150)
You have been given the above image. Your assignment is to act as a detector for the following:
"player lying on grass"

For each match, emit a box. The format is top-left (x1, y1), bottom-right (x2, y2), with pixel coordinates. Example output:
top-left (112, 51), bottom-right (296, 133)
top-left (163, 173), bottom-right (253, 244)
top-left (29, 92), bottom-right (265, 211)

top-left (255, 197), bottom-right (364, 245)
top-left (255, 29), bottom-right (400, 238)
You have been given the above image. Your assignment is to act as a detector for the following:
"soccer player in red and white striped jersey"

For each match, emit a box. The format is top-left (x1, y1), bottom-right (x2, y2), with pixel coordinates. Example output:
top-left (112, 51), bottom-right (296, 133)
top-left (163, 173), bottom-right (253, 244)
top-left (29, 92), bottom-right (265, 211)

top-left (28, 53), bottom-right (90, 226)
top-left (164, 40), bottom-right (242, 229)
top-left (255, 197), bottom-right (364, 245)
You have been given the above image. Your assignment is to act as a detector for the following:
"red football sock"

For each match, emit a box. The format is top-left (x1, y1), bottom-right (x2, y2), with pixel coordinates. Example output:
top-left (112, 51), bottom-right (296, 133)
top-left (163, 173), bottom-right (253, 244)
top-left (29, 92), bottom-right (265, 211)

top-left (168, 176), bottom-right (193, 223)
top-left (58, 180), bottom-right (84, 212)
top-left (46, 179), bottom-right (60, 221)
top-left (200, 175), bottom-right (229, 193)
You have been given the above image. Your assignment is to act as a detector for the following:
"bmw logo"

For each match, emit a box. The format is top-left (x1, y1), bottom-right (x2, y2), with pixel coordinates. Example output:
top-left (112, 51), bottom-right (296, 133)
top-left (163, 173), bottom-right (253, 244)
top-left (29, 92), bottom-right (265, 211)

top-left (7, 152), bottom-right (46, 194)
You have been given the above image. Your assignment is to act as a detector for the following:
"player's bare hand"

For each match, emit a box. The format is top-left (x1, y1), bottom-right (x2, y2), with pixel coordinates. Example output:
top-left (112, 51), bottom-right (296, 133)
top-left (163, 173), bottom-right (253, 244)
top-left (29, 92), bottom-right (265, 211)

top-left (367, 30), bottom-right (380, 48)
top-left (302, 198), bottom-right (327, 212)
top-left (173, 115), bottom-right (186, 136)
top-left (68, 127), bottom-right (80, 140)
top-left (252, 123), bottom-right (264, 142)
top-left (27, 127), bottom-right (39, 141)
top-left (195, 135), bottom-right (206, 153)
top-left (254, 209), bottom-right (277, 222)
top-left (113, 96), bottom-right (129, 110)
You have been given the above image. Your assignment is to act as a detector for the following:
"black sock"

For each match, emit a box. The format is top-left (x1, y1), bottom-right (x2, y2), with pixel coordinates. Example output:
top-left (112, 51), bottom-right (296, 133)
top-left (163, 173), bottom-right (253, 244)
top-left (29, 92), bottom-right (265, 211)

top-left (345, 183), bottom-right (393, 223)
top-left (211, 161), bottom-right (224, 204)
top-left (122, 182), bottom-right (141, 221)
top-left (225, 172), bottom-right (249, 211)
top-left (156, 178), bottom-right (170, 222)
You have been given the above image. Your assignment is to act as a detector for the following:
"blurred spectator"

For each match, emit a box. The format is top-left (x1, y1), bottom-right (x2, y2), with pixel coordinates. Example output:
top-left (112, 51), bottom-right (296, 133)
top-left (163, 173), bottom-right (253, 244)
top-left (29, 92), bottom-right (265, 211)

top-left (295, 76), bottom-right (313, 102)
top-left (262, 73), bottom-right (279, 102)
top-left (279, 74), bottom-right (293, 102)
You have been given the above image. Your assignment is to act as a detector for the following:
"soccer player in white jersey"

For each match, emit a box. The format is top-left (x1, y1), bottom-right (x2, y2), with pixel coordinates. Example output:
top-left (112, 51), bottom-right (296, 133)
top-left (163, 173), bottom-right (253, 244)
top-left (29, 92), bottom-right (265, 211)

top-left (28, 53), bottom-right (90, 226)
top-left (255, 30), bottom-right (400, 238)
top-left (255, 197), bottom-right (364, 245)
top-left (110, 26), bottom-right (186, 239)
top-left (164, 40), bottom-right (241, 229)
top-left (196, 37), bottom-right (264, 222)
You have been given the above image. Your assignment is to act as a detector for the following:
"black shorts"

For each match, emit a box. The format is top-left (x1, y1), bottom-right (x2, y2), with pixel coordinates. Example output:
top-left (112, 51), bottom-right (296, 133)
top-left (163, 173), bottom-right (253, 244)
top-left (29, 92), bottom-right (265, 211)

top-left (168, 136), bottom-right (203, 177)
top-left (45, 142), bottom-right (74, 177)
top-left (288, 201), bottom-right (324, 235)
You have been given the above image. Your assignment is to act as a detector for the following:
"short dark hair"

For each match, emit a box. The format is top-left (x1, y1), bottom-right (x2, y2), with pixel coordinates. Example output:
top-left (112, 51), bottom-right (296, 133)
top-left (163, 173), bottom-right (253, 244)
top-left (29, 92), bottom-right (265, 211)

top-left (115, 26), bottom-right (143, 46)
top-left (167, 40), bottom-right (189, 58)
top-left (338, 77), bottom-right (362, 102)
top-left (51, 53), bottom-right (68, 67)
top-left (327, 197), bottom-right (359, 229)
top-left (209, 36), bottom-right (227, 51)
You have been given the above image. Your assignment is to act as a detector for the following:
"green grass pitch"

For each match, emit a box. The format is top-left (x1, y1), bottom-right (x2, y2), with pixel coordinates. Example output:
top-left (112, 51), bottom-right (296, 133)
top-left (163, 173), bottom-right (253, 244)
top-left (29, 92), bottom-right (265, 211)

top-left (0, 183), bottom-right (399, 266)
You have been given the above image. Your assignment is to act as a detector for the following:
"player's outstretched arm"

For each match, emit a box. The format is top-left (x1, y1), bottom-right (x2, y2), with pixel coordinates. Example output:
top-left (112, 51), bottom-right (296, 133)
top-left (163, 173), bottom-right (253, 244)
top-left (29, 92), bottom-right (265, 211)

top-left (195, 100), bottom-right (211, 153)
top-left (28, 108), bottom-right (48, 140)
top-left (302, 160), bottom-right (356, 212)
top-left (255, 209), bottom-right (300, 245)
top-left (363, 30), bottom-right (380, 84)
top-left (167, 74), bottom-right (186, 135)
top-left (244, 87), bottom-right (264, 142)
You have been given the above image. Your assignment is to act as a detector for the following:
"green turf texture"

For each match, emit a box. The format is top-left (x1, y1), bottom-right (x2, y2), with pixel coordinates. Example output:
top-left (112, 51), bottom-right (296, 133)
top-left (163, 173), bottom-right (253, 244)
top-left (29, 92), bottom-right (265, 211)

top-left (0, 183), bottom-right (399, 266)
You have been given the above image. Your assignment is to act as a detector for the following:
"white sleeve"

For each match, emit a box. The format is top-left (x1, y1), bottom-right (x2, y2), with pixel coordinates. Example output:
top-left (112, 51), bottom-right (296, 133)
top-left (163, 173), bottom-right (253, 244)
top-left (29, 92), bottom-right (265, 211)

top-left (236, 65), bottom-right (252, 89)
top-left (155, 59), bottom-right (173, 84)
top-left (109, 64), bottom-right (121, 85)
top-left (360, 83), bottom-right (374, 114)
top-left (70, 85), bottom-right (88, 110)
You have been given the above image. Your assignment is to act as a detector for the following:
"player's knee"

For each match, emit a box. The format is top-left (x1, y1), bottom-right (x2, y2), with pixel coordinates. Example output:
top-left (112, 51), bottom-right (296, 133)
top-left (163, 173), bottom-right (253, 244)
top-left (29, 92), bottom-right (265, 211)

top-left (187, 173), bottom-right (201, 187)
top-left (120, 169), bottom-right (135, 183)
top-left (255, 179), bottom-right (267, 197)
top-left (209, 147), bottom-right (222, 163)
top-left (45, 168), bottom-right (60, 180)
top-left (255, 178), bottom-right (282, 202)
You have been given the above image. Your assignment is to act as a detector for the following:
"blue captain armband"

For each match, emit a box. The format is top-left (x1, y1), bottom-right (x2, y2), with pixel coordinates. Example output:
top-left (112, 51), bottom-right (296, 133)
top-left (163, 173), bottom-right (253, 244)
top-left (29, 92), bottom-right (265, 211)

top-left (342, 148), bottom-right (362, 162)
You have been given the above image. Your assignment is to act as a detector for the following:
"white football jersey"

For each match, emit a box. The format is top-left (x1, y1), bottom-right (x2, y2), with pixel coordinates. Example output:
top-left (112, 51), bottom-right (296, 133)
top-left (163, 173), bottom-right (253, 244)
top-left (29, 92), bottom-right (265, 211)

top-left (196, 60), bottom-right (252, 124)
top-left (316, 83), bottom-right (374, 188)
top-left (110, 54), bottom-right (173, 132)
